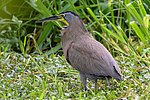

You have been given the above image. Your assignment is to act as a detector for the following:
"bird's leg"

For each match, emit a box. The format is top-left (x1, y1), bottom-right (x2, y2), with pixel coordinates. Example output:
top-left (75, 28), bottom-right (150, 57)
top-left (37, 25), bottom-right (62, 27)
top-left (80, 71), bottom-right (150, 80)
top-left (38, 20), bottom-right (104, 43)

top-left (105, 77), bottom-right (110, 88)
top-left (94, 79), bottom-right (97, 91)
top-left (80, 73), bottom-right (87, 91)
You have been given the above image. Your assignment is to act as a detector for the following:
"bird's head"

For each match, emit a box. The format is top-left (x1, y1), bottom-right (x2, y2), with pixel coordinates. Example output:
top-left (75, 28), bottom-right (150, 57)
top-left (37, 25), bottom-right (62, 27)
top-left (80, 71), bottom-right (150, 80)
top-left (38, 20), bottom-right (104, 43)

top-left (37, 11), bottom-right (80, 26)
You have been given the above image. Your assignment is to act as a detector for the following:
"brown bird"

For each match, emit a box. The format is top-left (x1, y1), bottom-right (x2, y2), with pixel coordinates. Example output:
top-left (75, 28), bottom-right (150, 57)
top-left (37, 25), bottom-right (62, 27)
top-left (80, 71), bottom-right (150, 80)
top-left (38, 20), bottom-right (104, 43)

top-left (38, 11), bottom-right (123, 90)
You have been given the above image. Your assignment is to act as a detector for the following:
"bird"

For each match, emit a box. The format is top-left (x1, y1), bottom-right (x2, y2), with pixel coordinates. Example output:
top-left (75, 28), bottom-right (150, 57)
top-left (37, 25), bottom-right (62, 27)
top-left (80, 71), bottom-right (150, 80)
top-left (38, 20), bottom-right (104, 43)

top-left (37, 11), bottom-right (123, 91)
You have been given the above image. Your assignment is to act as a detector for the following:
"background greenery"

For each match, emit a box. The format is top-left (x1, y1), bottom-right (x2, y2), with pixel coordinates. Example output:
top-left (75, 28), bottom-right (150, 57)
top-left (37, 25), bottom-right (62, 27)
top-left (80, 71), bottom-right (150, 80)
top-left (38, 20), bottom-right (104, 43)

top-left (0, 0), bottom-right (150, 99)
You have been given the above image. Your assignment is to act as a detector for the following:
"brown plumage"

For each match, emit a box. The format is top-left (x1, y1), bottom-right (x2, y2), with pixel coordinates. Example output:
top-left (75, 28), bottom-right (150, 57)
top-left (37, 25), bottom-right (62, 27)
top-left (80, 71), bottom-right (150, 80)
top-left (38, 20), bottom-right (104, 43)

top-left (38, 11), bottom-right (123, 90)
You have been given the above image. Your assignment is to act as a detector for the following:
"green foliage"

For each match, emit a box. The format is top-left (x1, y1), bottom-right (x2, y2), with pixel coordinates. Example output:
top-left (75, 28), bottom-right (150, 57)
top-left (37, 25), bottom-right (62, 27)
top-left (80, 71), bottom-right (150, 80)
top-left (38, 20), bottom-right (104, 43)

top-left (0, 0), bottom-right (150, 99)
top-left (0, 0), bottom-right (37, 54)
top-left (28, 0), bottom-right (150, 57)
top-left (1, 0), bottom-right (149, 56)
top-left (0, 52), bottom-right (149, 99)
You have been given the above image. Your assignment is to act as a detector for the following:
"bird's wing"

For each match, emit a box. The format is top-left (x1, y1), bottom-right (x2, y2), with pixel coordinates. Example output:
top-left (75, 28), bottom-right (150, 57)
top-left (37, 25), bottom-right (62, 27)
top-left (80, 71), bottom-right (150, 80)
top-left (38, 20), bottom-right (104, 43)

top-left (68, 35), bottom-right (122, 78)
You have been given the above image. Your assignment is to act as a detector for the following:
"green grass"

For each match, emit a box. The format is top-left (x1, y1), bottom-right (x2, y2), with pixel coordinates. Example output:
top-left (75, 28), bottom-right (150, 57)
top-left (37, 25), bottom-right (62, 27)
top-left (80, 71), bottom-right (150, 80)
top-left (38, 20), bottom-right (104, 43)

top-left (0, 52), bottom-right (149, 99)
top-left (0, 0), bottom-right (150, 99)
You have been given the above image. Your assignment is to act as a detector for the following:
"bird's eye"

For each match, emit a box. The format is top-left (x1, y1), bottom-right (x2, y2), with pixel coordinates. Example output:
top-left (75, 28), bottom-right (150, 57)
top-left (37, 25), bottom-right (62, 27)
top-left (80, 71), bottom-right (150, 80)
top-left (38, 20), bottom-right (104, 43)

top-left (60, 14), bottom-right (65, 17)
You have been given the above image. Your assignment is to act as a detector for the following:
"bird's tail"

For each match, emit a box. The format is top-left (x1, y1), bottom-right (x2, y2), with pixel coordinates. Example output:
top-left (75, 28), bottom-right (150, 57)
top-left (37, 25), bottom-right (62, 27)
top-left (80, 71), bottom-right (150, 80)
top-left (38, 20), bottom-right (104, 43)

top-left (116, 75), bottom-right (124, 81)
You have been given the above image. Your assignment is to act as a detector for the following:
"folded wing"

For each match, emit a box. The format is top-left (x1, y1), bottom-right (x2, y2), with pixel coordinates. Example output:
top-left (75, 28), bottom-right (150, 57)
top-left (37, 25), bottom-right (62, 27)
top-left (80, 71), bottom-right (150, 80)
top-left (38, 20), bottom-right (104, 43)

top-left (67, 35), bottom-right (122, 80)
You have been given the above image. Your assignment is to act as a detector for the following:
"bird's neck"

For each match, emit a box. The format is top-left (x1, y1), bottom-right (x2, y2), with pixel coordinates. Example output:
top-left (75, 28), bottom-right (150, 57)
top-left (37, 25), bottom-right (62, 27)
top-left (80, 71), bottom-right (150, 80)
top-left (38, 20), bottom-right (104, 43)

top-left (61, 20), bottom-right (91, 55)
top-left (61, 19), bottom-right (88, 41)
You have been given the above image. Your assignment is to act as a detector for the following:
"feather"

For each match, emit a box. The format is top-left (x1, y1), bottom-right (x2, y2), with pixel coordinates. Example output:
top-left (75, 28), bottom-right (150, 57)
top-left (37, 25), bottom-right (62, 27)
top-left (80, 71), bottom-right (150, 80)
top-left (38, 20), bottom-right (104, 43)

top-left (67, 35), bottom-right (122, 80)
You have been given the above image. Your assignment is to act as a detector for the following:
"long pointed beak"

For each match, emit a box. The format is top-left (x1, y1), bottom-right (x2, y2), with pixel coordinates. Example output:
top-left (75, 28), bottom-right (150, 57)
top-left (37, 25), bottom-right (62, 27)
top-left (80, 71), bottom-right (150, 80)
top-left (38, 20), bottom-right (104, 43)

top-left (36, 15), bottom-right (62, 23)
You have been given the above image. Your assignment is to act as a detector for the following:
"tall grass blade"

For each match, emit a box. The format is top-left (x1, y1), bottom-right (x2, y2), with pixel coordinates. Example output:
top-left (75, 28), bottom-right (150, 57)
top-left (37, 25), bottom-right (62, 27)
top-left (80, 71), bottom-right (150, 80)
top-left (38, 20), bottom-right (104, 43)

top-left (130, 21), bottom-right (146, 43)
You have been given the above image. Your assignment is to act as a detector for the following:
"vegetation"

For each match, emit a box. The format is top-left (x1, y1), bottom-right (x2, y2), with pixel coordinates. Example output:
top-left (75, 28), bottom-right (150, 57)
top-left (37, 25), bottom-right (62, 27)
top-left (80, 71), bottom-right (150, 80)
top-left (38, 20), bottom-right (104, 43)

top-left (0, 0), bottom-right (149, 99)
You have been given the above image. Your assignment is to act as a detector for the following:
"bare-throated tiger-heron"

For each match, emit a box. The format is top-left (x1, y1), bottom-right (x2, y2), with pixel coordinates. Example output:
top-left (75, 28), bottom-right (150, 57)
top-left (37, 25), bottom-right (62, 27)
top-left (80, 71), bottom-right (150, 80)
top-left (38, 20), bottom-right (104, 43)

top-left (37, 11), bottom-right (123, 90)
